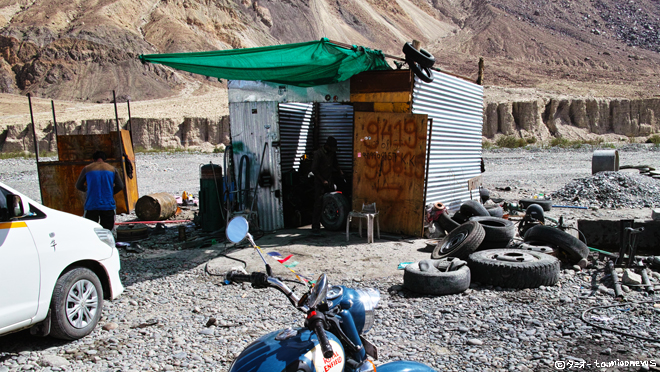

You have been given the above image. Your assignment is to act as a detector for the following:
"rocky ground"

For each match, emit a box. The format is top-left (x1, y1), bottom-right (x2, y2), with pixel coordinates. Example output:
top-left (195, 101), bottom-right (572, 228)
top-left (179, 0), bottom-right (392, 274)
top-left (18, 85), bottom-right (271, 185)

top-left (1, 146), bottom-right (660, 371)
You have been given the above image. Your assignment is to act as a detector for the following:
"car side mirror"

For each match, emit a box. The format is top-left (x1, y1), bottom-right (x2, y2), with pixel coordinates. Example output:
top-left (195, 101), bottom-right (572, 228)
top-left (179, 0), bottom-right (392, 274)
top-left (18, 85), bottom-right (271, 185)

top-left (6, 194), bottom-right (25, 218)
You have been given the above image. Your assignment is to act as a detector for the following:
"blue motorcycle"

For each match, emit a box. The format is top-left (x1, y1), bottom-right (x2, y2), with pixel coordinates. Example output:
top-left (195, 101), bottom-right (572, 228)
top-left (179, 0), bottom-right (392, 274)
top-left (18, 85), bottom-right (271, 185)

top-left (224, 216), bottom-right (437, 372)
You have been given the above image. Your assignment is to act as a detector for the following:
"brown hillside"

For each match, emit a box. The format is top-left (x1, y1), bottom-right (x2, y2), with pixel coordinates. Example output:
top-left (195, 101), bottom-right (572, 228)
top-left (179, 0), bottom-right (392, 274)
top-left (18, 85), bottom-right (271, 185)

top-left (0, 0), bottom-right (657, 113)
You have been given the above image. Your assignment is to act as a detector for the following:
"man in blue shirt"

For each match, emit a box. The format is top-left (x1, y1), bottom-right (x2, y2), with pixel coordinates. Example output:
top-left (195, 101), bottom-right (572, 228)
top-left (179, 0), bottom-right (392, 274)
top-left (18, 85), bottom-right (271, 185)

top-left (75, 151), bottom-right (124, 230)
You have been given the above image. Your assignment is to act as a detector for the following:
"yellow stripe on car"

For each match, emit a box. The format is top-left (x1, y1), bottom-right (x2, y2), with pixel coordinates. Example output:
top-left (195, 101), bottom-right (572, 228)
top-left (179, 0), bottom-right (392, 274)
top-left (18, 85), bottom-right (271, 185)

top-left (0, 221), bottom-right (27, 229)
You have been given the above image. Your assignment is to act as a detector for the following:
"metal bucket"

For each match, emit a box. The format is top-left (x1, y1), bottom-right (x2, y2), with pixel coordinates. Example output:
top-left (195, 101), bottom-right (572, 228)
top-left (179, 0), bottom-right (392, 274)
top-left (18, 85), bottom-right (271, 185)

top-left (592, 150), bottom-right (619, 174)
top-left (135, 192), bottom-right (178, 221)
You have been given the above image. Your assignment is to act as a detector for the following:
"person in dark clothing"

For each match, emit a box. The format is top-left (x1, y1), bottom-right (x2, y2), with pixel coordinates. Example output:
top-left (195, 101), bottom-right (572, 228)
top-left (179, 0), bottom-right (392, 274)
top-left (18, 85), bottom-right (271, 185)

top-left (311, 136), bottom-right (344, 235)
top-left (75, 151), bottom-right (125, 230)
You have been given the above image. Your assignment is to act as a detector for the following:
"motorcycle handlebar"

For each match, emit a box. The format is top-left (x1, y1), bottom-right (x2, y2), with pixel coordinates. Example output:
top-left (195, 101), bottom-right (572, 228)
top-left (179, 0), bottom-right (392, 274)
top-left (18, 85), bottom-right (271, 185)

top-left (228, 273), bottom-right (252, 283)
top-left (227, 271), bottom-right (306, 310)
top-left (309, 316), bottom-right (333, 359)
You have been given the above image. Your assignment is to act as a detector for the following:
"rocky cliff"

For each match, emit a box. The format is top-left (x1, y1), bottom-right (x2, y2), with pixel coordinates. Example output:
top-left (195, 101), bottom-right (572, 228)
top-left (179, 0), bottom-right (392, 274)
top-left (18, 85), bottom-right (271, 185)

top-left (484, 97), bottom-right (660, 141)
top-left (0, 115), bottom-right (230, 153)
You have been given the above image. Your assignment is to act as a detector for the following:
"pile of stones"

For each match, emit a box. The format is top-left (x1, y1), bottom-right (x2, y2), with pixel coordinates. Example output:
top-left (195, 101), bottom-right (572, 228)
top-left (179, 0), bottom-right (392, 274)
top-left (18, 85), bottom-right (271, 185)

top-left (553, 171), bottom-right (660, 208)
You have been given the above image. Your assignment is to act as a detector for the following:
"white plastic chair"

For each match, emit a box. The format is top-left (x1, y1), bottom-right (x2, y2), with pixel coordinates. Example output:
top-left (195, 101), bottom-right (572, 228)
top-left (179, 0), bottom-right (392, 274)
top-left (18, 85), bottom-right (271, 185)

top-left (346, 203), bottom-right (380, 243)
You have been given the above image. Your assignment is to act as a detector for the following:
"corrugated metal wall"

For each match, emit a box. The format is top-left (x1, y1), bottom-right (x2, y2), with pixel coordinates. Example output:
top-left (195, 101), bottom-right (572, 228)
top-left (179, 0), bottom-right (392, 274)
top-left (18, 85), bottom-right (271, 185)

top-left (318, 103), bottom-right (354, 174)
top-left (229, 102), bottom-right (284, 231)
top-left (412, 74), bottom-right (484, 211)
top-left (278, 103), bottom-right (315, 172)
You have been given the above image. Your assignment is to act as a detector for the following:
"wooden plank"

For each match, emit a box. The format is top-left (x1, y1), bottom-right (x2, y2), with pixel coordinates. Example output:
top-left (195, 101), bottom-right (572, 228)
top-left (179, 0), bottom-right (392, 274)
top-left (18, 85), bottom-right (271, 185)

top-left (373, 102), bottom-right (410, 113)
top-left (350, 70), bottom-right (412, 93)
top-left (352, 112), bottom-right (428, 237)
top-left (350, 92), bottom-right (411, 103)
top-left (467, 175), bottom-right (483, 191)
top-left (121, 129), bottom-right (139, 213)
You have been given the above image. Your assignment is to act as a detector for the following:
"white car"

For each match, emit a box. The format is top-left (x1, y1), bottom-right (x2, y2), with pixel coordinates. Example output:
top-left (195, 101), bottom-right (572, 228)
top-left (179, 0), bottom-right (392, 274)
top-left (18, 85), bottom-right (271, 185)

top-left (0, 182), bottom-right (124, 340)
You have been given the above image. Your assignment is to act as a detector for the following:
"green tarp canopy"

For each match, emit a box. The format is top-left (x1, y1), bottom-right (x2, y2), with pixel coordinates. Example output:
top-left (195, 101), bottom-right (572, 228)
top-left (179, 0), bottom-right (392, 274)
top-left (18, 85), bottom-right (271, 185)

top-left (139, 38), bottom-right (392, 87)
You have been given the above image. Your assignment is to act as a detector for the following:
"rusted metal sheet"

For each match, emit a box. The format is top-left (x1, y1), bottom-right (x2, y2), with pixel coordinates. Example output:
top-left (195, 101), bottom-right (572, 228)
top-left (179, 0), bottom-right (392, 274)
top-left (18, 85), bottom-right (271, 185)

top-left (57, 134), bottom-right (122, 161)
top-left (352, 112), bottom-right (428, 237)
top-left (135, 193), bottom-right (177, 221)
top-left (37, 130), bottom-right (138, 216)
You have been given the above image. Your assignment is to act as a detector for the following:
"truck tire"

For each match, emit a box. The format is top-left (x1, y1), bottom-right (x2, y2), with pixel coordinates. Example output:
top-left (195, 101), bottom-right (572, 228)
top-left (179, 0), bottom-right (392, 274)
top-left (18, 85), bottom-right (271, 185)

top-left (523, 225), bottom-right (589, 264)
top-left (404, 258), bottom-right (470, 295)
top-left (468, 249), bottom-right (560, 289)
top-left (431, 221), bottom-right (485, 260)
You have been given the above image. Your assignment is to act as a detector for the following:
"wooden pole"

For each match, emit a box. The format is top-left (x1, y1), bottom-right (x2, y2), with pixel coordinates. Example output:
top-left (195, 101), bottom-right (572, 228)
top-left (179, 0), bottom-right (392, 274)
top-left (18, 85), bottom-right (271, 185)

top-left (28, 93), bottom-right (44, 203)
top-left (113, 90), bottom-right (129, 211)
top-left (477, 57), bottom-right (485, 85)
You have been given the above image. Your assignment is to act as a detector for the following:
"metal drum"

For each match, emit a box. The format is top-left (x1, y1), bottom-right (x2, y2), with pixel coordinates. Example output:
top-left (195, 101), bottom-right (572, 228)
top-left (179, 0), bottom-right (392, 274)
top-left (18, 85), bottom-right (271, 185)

top-left (592, 150), bottom-right (619, 174)
top-left (135, 193), bottom-right (178, 221)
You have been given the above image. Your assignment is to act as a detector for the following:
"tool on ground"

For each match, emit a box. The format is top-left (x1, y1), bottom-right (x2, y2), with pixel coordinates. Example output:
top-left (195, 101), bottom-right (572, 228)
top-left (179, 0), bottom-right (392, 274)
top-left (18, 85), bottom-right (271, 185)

top-left (607, 260), bottom-right (624, 298)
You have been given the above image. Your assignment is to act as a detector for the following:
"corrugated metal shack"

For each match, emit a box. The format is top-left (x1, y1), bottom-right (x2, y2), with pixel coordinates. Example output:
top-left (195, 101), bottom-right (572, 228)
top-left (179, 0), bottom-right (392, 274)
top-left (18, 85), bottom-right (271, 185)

top-left (227, 70), bottom-right (483, 236)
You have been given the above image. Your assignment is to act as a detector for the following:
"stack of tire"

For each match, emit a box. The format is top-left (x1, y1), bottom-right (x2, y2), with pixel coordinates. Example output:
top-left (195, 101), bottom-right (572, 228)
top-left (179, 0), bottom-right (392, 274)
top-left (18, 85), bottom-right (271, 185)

top-left (404, 199), bottom-right (588, 293)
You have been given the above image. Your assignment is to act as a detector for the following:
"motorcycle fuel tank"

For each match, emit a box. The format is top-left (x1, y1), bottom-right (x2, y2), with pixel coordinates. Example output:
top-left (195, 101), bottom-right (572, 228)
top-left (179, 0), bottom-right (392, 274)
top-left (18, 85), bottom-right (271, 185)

top-left (229, 328), bottom-right (346, 372)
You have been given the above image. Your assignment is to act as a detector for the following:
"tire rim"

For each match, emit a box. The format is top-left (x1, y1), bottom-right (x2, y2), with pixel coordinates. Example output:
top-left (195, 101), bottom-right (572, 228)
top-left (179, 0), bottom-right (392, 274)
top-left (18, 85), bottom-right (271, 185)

top-left (322, 198), bottom-right (340, 222)
top-left (66, 279), bottom-right (99, 329)
top-left (439, 232), bottom-right (468, 254)
top-left (489, 251), bottom-right (537, 262)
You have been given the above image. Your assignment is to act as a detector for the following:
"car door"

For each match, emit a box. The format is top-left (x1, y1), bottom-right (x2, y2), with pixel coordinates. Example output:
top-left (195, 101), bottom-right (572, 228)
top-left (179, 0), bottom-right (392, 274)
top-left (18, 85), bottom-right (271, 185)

top-left (0, 187), bottom-right (41, 331)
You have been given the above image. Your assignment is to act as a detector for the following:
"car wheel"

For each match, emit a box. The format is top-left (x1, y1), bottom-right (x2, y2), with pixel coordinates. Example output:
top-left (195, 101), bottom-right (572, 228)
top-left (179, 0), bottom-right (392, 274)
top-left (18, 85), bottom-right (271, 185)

top-left (49, 267), bottom-right (104, 340)
top-left (321, 193), bottom-right (350, 231)
top-left (431, 221), bottom-right (485, 260)
top-left (468, 249), bottom-right (560, 289)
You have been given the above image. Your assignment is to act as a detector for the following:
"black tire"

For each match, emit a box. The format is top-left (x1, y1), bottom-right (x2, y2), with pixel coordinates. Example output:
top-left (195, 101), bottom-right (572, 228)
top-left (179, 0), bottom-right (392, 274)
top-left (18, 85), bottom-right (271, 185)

top-left (519, 198), bottom-right (552, 212)
top-left (116, 224), bottom-right (149, 242)
top-left (321, 192), bottom-right (350, 231)
top-left (523, 225), bottom-right (589, 264)
top-left (486, 205), bottom-right (504, 218)
top-left (431, 221), bottom-right (485, 260)
top-left (452, 210), bottom-right (468, 224)
top-left (460, 200), bottom-right (490, 218)
top-left (406, 56), bottom-right (434, 83)
top-left (402, 42), bottom-right (435, 68)
top-left (438, 211), bottom-right (460, 233)
top-left (404, 259), bottom-right (470, 295)
top-left (469, 216), bottom-right (516, 249)
top-left (468, 249), bottom-right (560, 289)
top-left (50, 267), bottom-right (104, 340)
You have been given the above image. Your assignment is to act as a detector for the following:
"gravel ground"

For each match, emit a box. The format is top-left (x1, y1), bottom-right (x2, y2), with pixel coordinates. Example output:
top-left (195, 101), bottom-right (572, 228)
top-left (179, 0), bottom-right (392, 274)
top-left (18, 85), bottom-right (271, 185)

top-left (1, 147), bottom-right (660, 372)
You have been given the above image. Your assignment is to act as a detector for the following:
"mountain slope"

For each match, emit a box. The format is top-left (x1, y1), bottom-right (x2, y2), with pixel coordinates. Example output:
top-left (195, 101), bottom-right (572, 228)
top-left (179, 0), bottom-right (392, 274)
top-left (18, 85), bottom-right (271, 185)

top-left (0, 0), bottom-right (658, 103)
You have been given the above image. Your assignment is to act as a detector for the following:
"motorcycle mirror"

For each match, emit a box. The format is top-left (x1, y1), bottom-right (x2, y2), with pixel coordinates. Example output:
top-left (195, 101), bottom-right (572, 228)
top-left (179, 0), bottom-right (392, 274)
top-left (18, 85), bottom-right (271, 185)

top-left (226, 216), bottom-right (249, 243)
top-left (306, 273), bottom-right (328, 309)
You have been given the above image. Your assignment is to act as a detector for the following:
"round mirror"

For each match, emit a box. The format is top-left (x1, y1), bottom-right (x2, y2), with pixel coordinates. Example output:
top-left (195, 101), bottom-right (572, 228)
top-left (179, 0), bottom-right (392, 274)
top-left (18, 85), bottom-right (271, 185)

top-left (226, 216), bottom-right (249, 243)
top-left (306, 273), bottom-right (328, 309)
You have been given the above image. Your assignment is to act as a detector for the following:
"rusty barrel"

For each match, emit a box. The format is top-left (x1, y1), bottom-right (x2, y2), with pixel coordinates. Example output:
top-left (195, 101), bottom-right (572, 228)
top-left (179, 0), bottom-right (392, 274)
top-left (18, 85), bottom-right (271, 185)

top-left (135, 192), bottom-right (178, 221)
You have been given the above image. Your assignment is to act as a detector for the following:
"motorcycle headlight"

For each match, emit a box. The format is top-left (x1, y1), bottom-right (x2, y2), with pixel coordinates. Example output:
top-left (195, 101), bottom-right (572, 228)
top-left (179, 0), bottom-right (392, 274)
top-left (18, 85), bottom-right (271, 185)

top-left (355, 288), bottom-right (380, 334)
top-left (95, 228), bottom-right (115, 248)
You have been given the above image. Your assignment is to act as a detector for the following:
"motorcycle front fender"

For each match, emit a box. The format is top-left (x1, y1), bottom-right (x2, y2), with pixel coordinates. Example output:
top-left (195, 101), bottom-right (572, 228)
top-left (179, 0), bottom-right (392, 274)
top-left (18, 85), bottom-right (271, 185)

top-left (376, 360), bottom-right (437, 372)
top-left (229, 328), bottom-right (346, 372)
